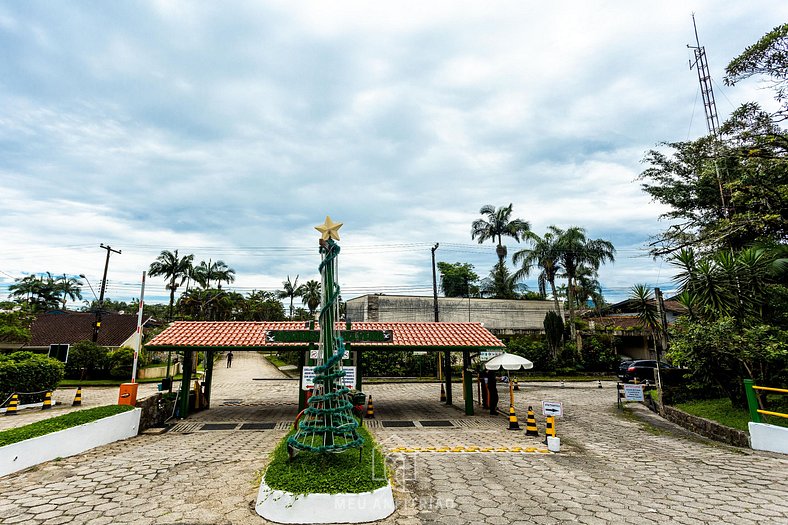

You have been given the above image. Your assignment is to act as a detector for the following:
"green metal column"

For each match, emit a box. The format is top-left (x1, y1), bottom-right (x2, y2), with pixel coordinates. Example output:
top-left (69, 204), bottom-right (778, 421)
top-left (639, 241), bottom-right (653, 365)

top-left (463, 349), bottom-right (473, 416)
top-left (204, 349), bottom-right (214, 409)
top-left (178, 350), bottom-right (193, 418)
top-left (744, 379), bottom-right (762, 423)
top-left (298, 347), bottom-right (308, 412)
top-left (444, 350), bottom-right (452, 405)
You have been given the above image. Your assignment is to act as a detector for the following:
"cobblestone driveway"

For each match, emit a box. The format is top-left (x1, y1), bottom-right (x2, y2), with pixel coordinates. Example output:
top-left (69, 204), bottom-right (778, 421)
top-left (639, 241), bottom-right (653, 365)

top-left (0, 357), bottom-right (786, 524)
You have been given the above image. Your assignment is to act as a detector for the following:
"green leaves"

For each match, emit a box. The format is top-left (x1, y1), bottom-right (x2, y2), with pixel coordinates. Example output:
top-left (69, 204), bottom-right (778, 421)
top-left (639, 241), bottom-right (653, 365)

top-left (0, 352), bottom-right (64, 404)
top-left (0, 405), bottom-right (134, 447)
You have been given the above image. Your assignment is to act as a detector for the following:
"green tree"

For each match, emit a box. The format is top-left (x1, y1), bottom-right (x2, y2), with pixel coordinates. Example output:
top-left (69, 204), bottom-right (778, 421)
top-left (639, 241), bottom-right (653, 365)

top-left (543, 311), bottom-right (564, 360)
top-left (0, 311), bottom-right (31, 344)
top-left (513, 228), bottom-right (563, 311)
top-left (724, 23), bottom-right (788, 117)
top-left (192, 259), bottom-right (235, 290)
top-left (243, 290), bottom-right (286, 321)
top-left (148, 250), bottom-right (194, 321)
top-left (471, 204), bottom-right (530, 267)
top-left (278, 275), bottom-right (305, 320)
top-left (480, 261), bottom-right (521, 299)
top-left (554, 227), bottom-right (615, 342)
top-left (436, 262), bottom-right (480, 297)
top-left (9, 273), bottom-right (60, 312)
top-left (629, 284), bottom-right (661, 355)
top-left (56, 275), bottom-right (83, 310)
top-left (300, 280), bottom-right (321, 317)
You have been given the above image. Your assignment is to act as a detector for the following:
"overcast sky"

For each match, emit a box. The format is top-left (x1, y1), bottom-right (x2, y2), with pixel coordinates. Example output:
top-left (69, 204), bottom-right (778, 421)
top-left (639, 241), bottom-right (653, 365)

top-left (1, 1), bottom-right (786, 308)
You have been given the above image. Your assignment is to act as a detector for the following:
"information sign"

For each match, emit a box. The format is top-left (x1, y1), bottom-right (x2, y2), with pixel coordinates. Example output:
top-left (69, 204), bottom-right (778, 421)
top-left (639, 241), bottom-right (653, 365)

top-left (302, 366), bottom-right (357, 390)
top-left (542, 401), bottom-right (563, 417)
top-left (623, 384), bottom-right (645, 401)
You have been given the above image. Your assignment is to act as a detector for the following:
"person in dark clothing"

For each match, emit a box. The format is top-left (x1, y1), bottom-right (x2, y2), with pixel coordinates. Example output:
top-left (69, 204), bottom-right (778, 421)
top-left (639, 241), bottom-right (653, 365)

top-left (486, 369), bottom-right (499, 415)
top-left (226, 351), bottom-right (233, 368)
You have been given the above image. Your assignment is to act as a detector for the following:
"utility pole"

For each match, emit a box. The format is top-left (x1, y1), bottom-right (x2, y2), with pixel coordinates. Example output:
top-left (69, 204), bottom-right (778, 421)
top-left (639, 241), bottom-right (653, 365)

top-left (93, 243), bottom-right (121, 342)
top-left (431, 243), bottom-right (439, 322)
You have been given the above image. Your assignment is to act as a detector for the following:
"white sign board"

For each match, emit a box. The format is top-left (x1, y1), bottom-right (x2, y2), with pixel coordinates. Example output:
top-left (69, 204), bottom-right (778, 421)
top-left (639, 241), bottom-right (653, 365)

top-left (623, 384), bottom-right (645, 401)
top-left (479, 351), bottom-right (503, 362)
top-left (310, 349), bottom-right (350, 360)
top-left (542, 401), bottom-right (563, 417)
top-left (302, 366), bottom-right (356, 390)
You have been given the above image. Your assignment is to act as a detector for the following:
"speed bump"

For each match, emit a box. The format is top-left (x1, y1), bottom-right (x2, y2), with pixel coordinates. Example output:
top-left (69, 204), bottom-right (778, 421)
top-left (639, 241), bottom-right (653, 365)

top-left (388, 445), bottom-right (550, 454)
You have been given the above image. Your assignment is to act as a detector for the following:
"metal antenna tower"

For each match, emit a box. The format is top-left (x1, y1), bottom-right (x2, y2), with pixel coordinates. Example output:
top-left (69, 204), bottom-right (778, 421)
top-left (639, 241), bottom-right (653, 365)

top-left (688, 13), bottom-right (720, 136)
top-left (687, 13), bottom-right (727, 212)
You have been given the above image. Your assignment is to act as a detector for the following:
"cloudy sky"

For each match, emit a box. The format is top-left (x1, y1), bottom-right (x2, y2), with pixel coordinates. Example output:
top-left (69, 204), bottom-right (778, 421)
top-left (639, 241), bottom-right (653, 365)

top-left (1, 1), bottom-right (786, 307)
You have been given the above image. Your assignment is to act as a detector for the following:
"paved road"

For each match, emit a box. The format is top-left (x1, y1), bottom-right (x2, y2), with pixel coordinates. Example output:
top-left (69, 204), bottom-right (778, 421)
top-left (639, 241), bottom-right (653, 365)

top-left (1, 357), bottom-right (786, 524)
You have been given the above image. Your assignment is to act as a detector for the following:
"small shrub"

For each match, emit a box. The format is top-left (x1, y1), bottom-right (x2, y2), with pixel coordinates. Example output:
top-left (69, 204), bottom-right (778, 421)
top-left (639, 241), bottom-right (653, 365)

top-left (65, 341), bottom-right (109, 380)
top-left (108, 347), bottom-right (135, 379)
top-left (0, 354), bottom-right (64, 404)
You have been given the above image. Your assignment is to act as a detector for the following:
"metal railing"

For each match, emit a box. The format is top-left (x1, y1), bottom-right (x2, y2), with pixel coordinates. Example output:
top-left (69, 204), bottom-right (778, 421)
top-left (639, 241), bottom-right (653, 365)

top-left (744, 379), bottom-right (788, 423)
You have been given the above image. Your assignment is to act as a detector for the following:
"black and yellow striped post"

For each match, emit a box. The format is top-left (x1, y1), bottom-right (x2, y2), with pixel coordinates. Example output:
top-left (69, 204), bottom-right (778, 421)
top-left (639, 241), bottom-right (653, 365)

top-left (72, 386), bottom-right (82, 406)
top-left (525, 406), bottom-right (539, 436)
top-left (5, 394), bottom-right (19, 415)
top-left (507, 404), bottom-right (520, 430)
top-left (365, 395), bottom-right (375, 418)
top-left (543, 415), bottom-right (556, 444)
top-left (42, 392), bottom-right (53, 410)
top-left (513, 378), bottom-right (519, 391)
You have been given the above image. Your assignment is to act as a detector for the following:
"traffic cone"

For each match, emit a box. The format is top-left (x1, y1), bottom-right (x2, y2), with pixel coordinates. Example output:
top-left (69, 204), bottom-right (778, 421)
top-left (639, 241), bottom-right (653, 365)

top-left (42, 391), bottom-right (52, 410)
top-left (560, 380), bottom-right (565, 388)
top-left (440, 383), bottom-right (446, 403)
top-left (513, 378), bottom-right (519, 391)
top-left (597, 380), bottom-right (603, 389)
top-left (507, 404), bottom-right (520, 430)
top-left (525, 406), bottom-right (539, 436)
top-left (5, 394), bottom-right (19, 415)
top-left (543, 416), bottom-right (556, 444)
top-left (73, 386), bottom-right (82, 406)
top-left (365, 395), bottom-right (375, 418)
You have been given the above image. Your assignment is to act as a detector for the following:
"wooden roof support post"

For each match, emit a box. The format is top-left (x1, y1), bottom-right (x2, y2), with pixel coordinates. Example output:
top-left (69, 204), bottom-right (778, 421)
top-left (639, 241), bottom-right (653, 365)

top-left (463, 349), bottom-right (474, 416)
top-left (444, 349), bottom-right (452, 405)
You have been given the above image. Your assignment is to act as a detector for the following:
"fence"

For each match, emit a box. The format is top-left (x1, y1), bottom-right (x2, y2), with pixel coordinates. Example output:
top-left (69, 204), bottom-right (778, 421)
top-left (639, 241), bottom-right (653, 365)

top-left (743, 379), bottom-right (788, 424)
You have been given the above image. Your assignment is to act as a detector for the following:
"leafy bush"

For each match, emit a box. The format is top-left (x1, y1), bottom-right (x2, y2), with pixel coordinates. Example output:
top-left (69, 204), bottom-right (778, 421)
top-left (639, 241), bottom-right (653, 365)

top-left (108, 347), bottom-right (135, 379)
top-left (0, 405), bottom-right (133, 446)
top-left (506, 335), bottom-right (550, 370)
top-left (65, 341), bottom-right (109, 379)
top-left (0, 353), bottom-right (64, 404)
top-left (580, 334), bottom-right (620, 372)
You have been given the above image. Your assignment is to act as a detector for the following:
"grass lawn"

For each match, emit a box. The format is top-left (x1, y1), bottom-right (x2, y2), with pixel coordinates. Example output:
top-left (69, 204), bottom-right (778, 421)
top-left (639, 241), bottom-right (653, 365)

top-left (0, 405), bottom-right (134, 447)
top-left (264, 426), bottom-right (387, 495)
top-left (675, 397), bottom-right (788, 432)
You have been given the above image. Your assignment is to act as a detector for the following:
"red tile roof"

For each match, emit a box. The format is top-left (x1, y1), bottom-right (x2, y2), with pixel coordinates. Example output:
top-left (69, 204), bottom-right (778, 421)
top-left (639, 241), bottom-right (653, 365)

top-left (147, 321), bottom-right (504, 349)
top-left (29, 311), bottom-right (140, 347)
top-left (586, 316), bottom-right (645, 331)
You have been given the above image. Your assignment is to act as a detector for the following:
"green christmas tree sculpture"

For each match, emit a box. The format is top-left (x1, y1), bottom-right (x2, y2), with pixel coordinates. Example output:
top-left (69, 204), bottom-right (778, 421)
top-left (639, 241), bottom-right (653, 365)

top-left (288, 216), bottom-right (363, 455)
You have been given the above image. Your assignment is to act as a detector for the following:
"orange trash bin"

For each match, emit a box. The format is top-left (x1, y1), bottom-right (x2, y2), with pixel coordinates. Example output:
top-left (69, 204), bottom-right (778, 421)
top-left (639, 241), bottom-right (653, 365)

top-left (118, 383), bottom-right (139, 406)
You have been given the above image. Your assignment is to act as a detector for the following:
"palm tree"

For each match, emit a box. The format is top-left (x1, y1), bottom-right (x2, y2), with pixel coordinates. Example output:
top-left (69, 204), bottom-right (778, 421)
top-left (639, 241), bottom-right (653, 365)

top-left (301, 280), bottom-right (321, 318)
top-left (9, 273), bottom-right (60, 312)
top-left (513, 228), bottom-right (562, 312)
top-left (191, 259), bottom-right (236, 289)
top-left (629, 284), bottom-right (661, 356)
top-left (278, 275), bottom-right (306, 320)
top-left (148, 250), bottom-right (194, 321)
top-left (471, 204), bottom-right (530, 267)
top-left (555, 227), bottom-right (616, 343)
top-left (56, 274), bottom-right (83, 310)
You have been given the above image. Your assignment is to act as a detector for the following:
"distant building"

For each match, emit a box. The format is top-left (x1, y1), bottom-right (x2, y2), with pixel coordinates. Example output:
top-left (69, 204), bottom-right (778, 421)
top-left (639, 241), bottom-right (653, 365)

top-left (345, 294), bottom-right (562, 337)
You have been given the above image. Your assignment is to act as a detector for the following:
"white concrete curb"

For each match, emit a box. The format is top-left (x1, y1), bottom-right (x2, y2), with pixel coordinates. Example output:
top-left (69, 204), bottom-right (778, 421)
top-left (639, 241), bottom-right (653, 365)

top-left (0, 408), bottom-right (141, 478)
top-left (256, 479), bottom-right (396, 524)
top-left (749, 422), bottom-right (788, 454)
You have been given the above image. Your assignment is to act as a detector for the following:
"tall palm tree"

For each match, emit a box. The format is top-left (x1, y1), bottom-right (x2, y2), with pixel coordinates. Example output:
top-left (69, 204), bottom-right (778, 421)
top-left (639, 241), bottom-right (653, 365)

top-left (191, 259), bottom-right (236, 289)
top-left (278, 275), bottom-right (306, 320)
top-left (555, 227), bottom-right (616, 343)
top-left (301, 280), bottom-right (321, 318)
top-left (471, 204), bottom-right (530, 267)
top-left (148, 249), bottom-right (194, 321)
top-left (9, 273), bottom-right (60, 312)
top-left (513, 228), bottom-right (563, 312)
top-left (57, 274), bottom-right (83, 310)
top-left (629, 284), bottom-right (661, 355)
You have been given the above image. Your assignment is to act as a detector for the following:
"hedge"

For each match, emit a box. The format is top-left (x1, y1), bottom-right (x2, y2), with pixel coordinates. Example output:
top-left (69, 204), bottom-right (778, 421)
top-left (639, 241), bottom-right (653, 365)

top-left (0, 352), bottom-right (65, 405)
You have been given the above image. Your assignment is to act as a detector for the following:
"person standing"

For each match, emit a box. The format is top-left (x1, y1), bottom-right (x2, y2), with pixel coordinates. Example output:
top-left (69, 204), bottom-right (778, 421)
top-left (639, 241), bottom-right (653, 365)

top-left (486, 368), bottom-right (498, 415)
top-left (226, 351), bottom-right (233, 368)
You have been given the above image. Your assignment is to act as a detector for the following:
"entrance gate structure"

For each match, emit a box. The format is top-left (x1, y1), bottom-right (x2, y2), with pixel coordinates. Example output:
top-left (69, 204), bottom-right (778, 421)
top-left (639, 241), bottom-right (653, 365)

top-left (146, 320), bottom-right (505, 418)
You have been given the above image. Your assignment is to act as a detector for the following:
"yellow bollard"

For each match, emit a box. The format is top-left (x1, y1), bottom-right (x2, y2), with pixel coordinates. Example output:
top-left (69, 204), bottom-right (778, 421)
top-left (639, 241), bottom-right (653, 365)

top-left (5, 394), bottom-right (19, 415)
top-left (525, 406), bottom-right (539, 436)
top-left (42, 392), bottom-right (52, 410)
top-left (365, 395), bottom-right (375, 418)
top-left (72, 387), bottom-right (82, 406)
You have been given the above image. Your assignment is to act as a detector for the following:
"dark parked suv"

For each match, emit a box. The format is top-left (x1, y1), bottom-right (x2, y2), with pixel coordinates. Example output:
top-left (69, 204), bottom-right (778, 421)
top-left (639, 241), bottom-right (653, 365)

top-left (617, 360), bottom-right (634, 381)
top-left (621, 360), bottom-right (674, 383)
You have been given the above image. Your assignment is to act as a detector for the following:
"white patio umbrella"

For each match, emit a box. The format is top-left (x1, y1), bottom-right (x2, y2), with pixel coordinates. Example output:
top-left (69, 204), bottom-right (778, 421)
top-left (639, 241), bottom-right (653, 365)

top-left (484, 352), bottom-right (533, 409)
top-left (484, 352), bottom-right (534, 371)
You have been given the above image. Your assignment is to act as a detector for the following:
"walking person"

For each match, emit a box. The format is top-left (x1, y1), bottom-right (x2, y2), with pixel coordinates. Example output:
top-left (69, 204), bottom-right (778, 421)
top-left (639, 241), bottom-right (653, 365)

top-left (486, 368), bottom-right (499, 415)
top-left (226, 351), bottom-right (233, 368)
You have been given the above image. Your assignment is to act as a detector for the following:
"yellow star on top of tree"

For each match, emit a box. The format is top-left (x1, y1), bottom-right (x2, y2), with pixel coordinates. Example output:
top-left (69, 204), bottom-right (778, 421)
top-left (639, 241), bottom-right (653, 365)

top-left (315, 216), bottom-right (343, 241)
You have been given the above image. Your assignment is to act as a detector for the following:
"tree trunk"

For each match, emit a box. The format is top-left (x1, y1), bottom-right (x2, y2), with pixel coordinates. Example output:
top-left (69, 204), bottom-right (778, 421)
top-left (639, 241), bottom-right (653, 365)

top-left (567, 277), bottom-right (577, 345)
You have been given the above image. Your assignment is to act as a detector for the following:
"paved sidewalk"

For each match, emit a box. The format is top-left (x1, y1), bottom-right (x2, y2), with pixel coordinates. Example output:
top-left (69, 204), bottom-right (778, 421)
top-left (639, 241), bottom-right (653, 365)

top-left (0, 379), bottom-right (786, 524)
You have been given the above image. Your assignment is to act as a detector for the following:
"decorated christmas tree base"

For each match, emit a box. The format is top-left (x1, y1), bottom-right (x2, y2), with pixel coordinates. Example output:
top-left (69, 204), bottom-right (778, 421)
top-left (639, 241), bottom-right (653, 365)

top-left (256, 217), bottom-right (395, 523)
top-left (255, 481), bottom-right (395, 524)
